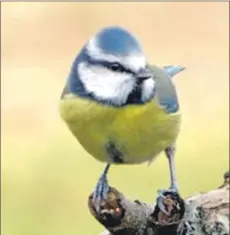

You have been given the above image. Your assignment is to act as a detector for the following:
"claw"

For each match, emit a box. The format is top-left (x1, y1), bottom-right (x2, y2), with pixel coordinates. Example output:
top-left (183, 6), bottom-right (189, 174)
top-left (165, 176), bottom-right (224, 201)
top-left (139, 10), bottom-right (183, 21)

top-left (92, 164), bottom-right (110, 213)
top-left (157, 194), bottom-right (170, 215)
top-left (157, 189), bottom-right (167, 199)
top-left (92, 174), bottom-right (109, 212)
top-left (156, 188), bottom-right (179, 215)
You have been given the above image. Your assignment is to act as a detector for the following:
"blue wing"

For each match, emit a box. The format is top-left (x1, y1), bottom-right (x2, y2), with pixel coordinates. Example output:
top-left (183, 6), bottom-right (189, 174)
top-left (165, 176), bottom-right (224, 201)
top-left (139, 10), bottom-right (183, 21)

top-left (148, 65), bottom-right (185, 114)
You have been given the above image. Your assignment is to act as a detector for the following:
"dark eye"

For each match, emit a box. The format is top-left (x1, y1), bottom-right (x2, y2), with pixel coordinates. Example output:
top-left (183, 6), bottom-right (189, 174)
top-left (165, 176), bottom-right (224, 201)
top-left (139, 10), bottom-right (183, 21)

top-left (109, 63), bottom-right (125, 72)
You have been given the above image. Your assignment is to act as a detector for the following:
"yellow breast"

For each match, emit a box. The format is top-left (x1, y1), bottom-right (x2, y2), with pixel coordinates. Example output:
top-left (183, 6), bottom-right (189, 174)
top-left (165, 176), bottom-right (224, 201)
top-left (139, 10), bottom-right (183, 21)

top-left (59, 94), bottom-right (181, 164)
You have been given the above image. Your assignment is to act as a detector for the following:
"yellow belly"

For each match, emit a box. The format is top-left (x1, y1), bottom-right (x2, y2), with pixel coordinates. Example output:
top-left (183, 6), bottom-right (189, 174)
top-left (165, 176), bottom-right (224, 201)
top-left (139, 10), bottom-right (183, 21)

top-left (59, 94), bottom-right (181, 164)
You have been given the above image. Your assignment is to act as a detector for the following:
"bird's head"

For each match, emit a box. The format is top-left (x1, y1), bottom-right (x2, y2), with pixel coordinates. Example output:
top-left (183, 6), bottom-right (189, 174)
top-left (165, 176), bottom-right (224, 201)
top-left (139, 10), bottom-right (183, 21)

top-left (69, 26), bottom-right (155, 106)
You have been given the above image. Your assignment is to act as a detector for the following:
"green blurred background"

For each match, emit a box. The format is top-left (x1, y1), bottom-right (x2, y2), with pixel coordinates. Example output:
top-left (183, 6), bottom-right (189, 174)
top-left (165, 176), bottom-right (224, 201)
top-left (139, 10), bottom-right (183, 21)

top-left (1, 2), bottom-right (229, 235)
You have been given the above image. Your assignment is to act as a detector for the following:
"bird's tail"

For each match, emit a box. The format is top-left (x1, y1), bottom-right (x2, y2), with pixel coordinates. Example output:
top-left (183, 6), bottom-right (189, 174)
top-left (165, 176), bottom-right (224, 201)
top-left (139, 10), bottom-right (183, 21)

top-left (163, 65), bottom-right (186, 77)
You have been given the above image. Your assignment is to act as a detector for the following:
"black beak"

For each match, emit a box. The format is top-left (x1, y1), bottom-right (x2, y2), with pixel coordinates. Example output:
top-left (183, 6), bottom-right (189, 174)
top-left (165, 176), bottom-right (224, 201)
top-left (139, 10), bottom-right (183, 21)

top-left (136, 68), bottom-right (152, 82)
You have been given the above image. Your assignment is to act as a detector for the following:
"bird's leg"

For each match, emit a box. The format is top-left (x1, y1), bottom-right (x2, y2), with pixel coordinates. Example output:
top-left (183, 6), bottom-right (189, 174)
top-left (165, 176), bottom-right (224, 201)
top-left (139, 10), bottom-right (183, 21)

top-left (92, 163), bottom-right (111, 213)
top-left (157, 145), bottom-right (179, 214)
top-left (166, 146), bottom-right (178, 191)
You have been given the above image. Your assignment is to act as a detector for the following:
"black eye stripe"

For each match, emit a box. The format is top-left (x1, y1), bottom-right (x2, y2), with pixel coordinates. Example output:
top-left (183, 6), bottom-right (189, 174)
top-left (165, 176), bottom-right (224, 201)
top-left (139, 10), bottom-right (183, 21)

top-left (86, 57), bottom-right (134, 75)
top-left (109, 63), bottom-right (124, 72)
top-left (107, 62), bottom-right (133, 74)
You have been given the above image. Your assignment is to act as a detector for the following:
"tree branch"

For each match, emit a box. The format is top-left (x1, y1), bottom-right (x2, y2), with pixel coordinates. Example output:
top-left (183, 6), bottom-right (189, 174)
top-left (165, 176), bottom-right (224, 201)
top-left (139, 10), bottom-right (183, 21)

top-left (88, 171), bottom-right (229, 235)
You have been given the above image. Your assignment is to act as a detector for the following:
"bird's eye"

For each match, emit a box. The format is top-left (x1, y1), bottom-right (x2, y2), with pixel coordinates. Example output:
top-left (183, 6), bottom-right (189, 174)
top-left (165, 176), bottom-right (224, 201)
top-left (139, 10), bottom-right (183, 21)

top-left (109, 63), bottom-right (125, 72)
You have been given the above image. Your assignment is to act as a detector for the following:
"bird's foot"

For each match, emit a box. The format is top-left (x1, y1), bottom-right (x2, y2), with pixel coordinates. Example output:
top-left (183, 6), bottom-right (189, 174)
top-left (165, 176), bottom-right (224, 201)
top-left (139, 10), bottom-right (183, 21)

top-left (156, 186), bottom-right (180, 215)
top-left (92, 174), bottom-right (110, 213)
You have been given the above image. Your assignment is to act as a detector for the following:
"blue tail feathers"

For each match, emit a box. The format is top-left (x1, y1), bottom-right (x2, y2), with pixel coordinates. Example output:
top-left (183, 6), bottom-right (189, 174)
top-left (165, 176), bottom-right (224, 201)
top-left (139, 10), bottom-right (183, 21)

top-left (163, 65), bottom-right (186, 78)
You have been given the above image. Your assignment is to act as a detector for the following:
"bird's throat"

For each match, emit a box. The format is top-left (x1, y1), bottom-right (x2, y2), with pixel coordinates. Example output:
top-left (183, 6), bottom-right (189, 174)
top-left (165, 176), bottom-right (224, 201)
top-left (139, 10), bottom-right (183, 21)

top-left (126, 84), bottom-right (142, 104)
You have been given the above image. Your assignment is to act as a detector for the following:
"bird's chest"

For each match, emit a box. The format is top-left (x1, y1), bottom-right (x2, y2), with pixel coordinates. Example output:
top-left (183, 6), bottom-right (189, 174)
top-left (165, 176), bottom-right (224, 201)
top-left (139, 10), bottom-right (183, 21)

top-left (60, 96), bottom-right (180, 163)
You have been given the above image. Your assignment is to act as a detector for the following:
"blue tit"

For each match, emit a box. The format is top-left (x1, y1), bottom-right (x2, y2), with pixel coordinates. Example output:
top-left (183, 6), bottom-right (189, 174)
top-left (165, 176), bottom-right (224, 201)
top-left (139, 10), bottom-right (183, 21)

top-left (59, 26), bottom-right (185, 212)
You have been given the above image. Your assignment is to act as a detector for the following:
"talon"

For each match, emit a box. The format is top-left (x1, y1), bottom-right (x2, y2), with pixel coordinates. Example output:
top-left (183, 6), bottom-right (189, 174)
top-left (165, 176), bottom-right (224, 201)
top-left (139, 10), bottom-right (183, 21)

top-left (157, 189), bottom-right (167, 199)
top-left (157, 194), bottom-right (170, 215)
top-left (156, 188), bottom-right (179, 215)
top-left (92, 164), bottom-right (110, 213)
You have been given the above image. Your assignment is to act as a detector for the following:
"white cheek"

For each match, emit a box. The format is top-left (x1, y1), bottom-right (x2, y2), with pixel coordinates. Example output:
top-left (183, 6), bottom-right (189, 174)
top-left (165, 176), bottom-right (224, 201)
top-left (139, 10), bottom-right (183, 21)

top-left (78, 62), bottom-right (135, 105)
top-left (141, 78), bottom-right (155, 102)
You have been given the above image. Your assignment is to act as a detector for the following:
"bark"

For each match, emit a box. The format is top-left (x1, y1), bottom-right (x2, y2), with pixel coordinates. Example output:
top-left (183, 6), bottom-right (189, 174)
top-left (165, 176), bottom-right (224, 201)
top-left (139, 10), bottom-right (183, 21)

top-left (88, 171), bottom-right (229, 235)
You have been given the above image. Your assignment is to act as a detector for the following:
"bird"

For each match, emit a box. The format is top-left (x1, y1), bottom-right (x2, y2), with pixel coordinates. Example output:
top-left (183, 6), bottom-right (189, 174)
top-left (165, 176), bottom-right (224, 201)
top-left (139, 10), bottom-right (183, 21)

top-left (59, 26), bottom-right (185, 213)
